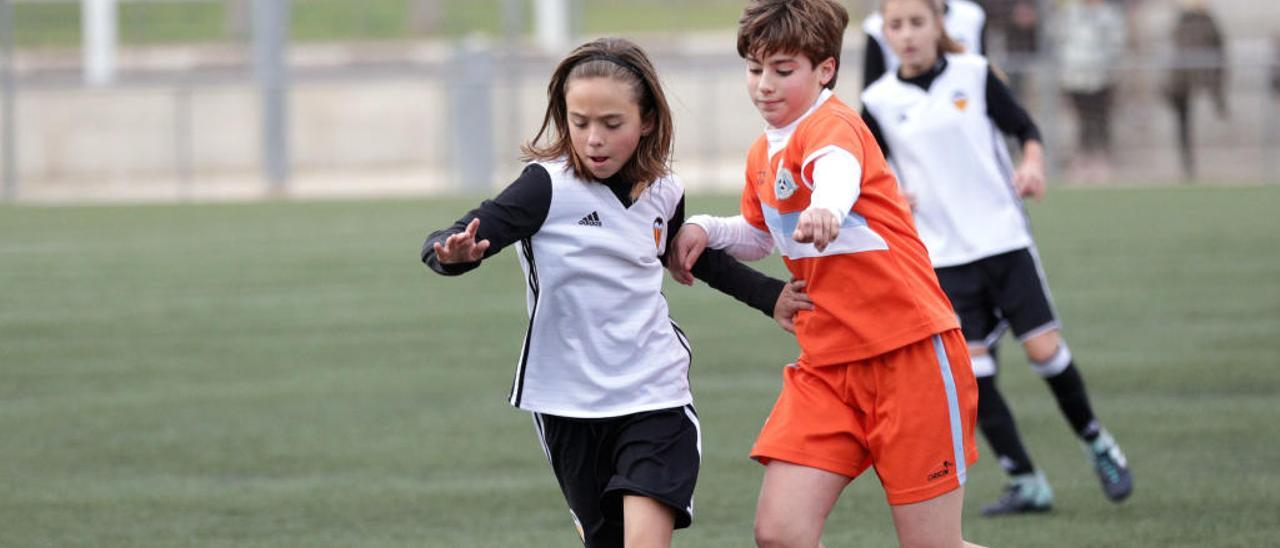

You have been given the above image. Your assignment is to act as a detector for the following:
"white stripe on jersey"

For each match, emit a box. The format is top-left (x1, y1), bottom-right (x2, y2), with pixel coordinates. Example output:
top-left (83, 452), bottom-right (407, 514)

top-left (760, 201), bottom-right (888, 260)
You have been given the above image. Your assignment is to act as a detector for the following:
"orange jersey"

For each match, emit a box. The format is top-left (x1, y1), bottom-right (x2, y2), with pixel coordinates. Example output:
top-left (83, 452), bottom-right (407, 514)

top-left (742, 95), bottom-right (957, 365)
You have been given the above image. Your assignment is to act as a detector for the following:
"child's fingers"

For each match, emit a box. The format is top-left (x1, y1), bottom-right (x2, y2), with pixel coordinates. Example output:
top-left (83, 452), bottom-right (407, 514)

top-left (446, 230), bottom-right (472, 248)
top-left (464, 218), bottom-right (481, 238)
top-left (815, 218), bottom-right (833, 250)
top-left (680, 243), bottom-right (701, 273)
top-left (792, 225), bottom-right (811, 243)
top-left (471, 239), bottom-right (491, 259)
top-left (667, 258), bottom-right (693, 285)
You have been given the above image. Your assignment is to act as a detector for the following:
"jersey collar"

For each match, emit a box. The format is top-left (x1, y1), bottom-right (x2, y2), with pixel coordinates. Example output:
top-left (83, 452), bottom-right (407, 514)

top-left (897, 56), bottom-right (949, 91)
top-left (765, 88), bottom-right (834, 159)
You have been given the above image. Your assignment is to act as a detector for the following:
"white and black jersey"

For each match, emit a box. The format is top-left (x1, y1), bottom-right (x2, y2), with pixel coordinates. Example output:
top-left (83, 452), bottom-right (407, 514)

top-left (423, 159), bottom-right (783, 419)
top-left (861, 53), bottom-right (1041, 268)
top-left (862, 0), bottom-right (986, 89)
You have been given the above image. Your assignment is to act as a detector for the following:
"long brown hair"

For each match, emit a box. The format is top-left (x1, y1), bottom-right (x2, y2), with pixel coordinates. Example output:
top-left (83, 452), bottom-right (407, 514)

top-left (521, 37), bottom-right (674, 198)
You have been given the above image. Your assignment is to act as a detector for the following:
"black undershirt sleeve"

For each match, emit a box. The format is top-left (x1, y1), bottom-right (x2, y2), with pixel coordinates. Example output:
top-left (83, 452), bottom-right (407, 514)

top-left (863, 34), bottom-right (888, 89)
top-left (979, 20), bottom-right (988, 55)
top-left (861, 106), bottom-right (892, 160)
top-left (663, 197), bottom-right (784, 318)
top-left (985, 67), bottom-right (1042, 145)
top-left (421, 164), bottom-right (552, 276)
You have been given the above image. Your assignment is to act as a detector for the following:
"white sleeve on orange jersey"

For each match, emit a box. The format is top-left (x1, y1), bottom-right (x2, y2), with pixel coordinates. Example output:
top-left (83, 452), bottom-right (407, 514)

top-left (686, 214), bottom-right (775, 261)
top-left (804, 148), bottom-right (862, 225)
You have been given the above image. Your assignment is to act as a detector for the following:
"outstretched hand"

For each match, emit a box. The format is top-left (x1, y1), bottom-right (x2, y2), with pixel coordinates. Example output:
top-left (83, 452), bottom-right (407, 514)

top-left (773, 279), bottom-right (813, 334)
top-left (792, 208), bottom-right (839, 252)
top-left (668, 224), bottom-right (709, 286)
top-left (433, 218), bottom-right (491, 264)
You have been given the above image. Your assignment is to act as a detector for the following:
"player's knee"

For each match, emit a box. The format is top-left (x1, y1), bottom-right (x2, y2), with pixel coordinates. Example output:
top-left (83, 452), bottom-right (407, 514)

top-left (1029, 342), bottom-right (1072, 378)
top-left (1022, 331), bottom-right (1061, 364)
top-left (753, 512), bottom-right (817, 548)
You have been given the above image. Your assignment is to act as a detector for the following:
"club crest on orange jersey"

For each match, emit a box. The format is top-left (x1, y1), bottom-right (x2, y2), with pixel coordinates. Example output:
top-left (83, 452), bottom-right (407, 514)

top-left (775, 167), bottom-right (798, 200)
top-left (652, 217), bottom-right (664, 249)
top-left (951, 90), bottom-right (969, 111)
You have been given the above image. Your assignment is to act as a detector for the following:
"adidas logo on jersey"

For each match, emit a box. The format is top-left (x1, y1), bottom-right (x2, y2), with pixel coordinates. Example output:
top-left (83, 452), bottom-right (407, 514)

top-left (578, 211), bottom-right (602, 227)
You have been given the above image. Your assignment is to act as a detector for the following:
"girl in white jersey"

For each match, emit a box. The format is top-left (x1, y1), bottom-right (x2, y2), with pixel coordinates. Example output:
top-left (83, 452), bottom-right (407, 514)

top-left (860, 0), bottom-right (987, 89)
top-left (421, 38), bottom-right (809, 547)
top-left (861, 0), bottom-right (1133, 516)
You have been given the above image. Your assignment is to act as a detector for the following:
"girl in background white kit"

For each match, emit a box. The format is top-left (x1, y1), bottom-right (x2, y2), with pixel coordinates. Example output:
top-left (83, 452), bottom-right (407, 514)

top-left (861, 0), bottom-right (1133, 517)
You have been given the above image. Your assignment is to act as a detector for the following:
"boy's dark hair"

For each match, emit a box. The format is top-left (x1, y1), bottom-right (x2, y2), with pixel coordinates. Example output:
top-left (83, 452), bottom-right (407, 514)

top-left (522, 37), bottom-right (673, 197)
top-left (737, 0), bottom-right (849, 89)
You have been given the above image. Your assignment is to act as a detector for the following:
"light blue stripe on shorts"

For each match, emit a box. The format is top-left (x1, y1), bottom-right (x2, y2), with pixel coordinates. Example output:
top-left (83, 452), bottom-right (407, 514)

top-left (931, 334), bottom-right (968, 486)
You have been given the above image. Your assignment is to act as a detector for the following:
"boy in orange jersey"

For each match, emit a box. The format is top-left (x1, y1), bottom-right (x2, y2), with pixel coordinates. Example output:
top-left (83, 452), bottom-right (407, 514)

top-left (668, 1), bottom-right (984, 546)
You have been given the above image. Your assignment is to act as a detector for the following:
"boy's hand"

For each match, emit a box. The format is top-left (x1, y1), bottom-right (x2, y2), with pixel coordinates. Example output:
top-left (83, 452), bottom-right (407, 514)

top-left (668, 224), bottom-right (708, 286)
top-left (773, 279), bottom-right (813, 334)
top-left (792, 208), bottom-right (839, 252)
top-left (433, 218), bottom-right (490, 264)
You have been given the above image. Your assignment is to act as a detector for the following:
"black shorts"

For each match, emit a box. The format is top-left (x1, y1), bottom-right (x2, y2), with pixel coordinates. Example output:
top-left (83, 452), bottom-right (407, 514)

top-left (533, 405), bottom-right (701, 548)
top-left (934, 248), bottom-right (1059, 348)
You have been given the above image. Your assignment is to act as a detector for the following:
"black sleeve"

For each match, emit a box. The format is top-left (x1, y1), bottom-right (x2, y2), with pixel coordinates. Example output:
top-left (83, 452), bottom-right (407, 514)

top-left (985, 67), bottom-right (1042, 145)
top-left (979, 20), bottom-right (989, 55)
top-left (662, 197), bottom-right (784, 318)
top-left (863, 33), bottom-right (887, 89)
top-left (420, 164), bottom-right (552, 276)
top-left (861, 106), bottom-right (892, 159)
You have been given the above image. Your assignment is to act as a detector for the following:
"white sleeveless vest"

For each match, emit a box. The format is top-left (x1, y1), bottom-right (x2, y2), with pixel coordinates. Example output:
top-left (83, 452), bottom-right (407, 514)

top-left (862, 54), bottom-right (1031, 268)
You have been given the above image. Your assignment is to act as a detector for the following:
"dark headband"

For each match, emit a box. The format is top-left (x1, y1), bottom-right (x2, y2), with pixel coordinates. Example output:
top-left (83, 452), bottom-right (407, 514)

top-left (580, 52), bottom-right (646, 80)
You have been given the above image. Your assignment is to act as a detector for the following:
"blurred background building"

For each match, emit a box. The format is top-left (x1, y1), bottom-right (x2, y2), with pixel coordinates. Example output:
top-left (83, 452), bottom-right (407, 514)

top-left (0, 0), bottom-right (1276, 203)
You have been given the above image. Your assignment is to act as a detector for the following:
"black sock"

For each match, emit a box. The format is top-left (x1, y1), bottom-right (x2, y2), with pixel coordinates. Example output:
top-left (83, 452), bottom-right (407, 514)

top-left (1045, 363), bottom-right (1100, 441)
top-left (977, 375), bottom-right (1036, 476)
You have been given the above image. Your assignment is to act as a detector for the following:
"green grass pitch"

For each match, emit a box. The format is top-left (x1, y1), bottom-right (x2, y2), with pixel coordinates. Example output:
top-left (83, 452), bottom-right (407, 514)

top-left (1, 186), bottom-right (1278, 547)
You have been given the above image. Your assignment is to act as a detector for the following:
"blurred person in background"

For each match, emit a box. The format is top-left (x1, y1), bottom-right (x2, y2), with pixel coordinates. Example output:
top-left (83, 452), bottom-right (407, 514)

top-left (861, 0), bottom-right (1134, 517)
top-left (1272, 33), bottom-right (1280, 99)
top-left (862, 0), bottom-right (988, 88)
top-left (980, 0), bottom-right (1041, 97)
top-left (1056, 0), bottom-right (1126, 182)
top-left (1164, 0), bottom-right (1228, 182)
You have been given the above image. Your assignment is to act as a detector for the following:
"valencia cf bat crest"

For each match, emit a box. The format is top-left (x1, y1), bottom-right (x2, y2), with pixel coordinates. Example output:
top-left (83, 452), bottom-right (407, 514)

top-left (775, 167), bottom-right (798, 200)
top-left (653, 217), bottom-right (664, 249)
top-left (951, 90), bottom-right (969, 111)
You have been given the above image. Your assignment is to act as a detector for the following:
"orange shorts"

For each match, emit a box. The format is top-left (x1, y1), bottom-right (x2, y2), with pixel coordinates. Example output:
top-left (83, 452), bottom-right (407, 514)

top-left (750, 329), bottom-right (979, 505)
